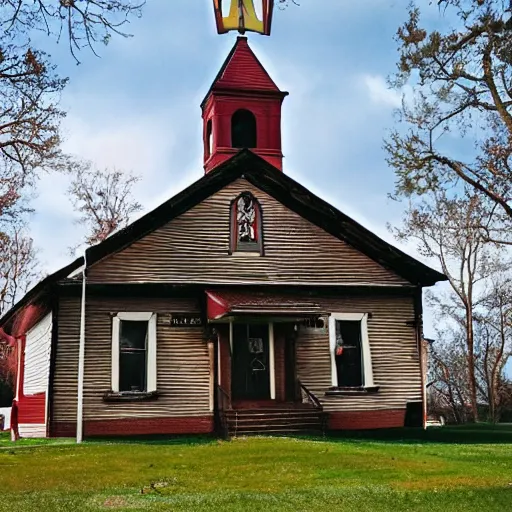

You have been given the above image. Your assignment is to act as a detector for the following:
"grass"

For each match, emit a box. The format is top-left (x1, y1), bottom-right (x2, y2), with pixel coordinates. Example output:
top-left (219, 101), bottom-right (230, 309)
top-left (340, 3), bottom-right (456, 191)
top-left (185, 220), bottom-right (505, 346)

top-left (0, 426), bottom-right (511, 511)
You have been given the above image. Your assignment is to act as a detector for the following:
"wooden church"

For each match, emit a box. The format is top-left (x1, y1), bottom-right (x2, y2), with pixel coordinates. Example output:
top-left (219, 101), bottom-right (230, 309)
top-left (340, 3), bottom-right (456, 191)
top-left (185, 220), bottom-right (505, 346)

top-left (0, 20), bottom-right (446, 440)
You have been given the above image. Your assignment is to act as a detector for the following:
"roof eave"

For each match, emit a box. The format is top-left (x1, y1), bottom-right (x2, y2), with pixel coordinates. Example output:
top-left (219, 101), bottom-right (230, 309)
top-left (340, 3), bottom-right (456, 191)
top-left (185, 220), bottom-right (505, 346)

top-left (0, 256), bottom-right (84, 329)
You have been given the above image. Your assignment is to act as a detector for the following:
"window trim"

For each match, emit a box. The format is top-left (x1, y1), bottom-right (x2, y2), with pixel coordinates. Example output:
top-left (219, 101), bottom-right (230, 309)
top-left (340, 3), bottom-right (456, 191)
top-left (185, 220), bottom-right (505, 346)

top-left (328, 313), bottom-right (374, 389)
top-left (111, 312), bottom-right (157, 394)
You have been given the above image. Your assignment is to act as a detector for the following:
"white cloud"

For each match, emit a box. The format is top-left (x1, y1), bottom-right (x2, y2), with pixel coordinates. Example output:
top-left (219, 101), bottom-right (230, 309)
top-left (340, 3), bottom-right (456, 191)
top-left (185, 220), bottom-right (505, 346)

top-left (30, 109), bottom-right (181, 274)
top-left (61, 112), bottom-right (176, 181)
top-left (363, 74), bottom-right (402, 108)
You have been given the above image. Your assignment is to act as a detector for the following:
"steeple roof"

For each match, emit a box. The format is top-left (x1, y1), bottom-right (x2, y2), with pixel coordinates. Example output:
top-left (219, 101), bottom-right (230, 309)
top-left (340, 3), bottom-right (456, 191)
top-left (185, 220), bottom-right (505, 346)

top-left (201, 37), bottom-right (285, 106)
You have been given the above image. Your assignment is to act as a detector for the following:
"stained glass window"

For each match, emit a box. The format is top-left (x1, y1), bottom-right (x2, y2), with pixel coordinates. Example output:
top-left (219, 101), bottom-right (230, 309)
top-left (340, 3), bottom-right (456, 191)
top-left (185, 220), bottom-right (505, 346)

top-left (230, 192), bottom-right (263, 254)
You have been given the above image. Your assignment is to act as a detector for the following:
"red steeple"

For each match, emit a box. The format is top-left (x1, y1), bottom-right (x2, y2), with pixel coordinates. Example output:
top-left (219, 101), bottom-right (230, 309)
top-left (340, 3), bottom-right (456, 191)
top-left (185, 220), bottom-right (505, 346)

top-left (201, 37), bottom-right (288, 173)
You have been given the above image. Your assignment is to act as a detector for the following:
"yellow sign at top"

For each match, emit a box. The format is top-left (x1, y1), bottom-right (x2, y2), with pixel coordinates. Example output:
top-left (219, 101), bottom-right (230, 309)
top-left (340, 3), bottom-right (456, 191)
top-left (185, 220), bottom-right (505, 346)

top-left (213, 0), bottom-right (274, 36)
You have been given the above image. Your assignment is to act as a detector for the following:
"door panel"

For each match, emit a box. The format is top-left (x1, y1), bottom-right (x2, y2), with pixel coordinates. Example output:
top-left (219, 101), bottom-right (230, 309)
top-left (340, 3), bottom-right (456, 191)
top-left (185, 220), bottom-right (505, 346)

top-left (232, 323), bottom-right (270, 400)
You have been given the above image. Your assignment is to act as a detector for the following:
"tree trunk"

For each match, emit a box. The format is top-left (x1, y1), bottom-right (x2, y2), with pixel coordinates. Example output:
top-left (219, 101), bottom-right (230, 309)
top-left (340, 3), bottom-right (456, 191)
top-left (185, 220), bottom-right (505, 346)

top-left (466, 307), bottom-right (479, 422)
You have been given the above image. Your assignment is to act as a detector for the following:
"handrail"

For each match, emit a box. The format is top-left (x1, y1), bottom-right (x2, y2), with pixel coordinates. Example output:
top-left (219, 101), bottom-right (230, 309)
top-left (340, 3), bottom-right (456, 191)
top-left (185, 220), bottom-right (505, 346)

top-left (298, 380), bottom-right (327, 436)
top-left (298, 380), bottom-right (323, 411)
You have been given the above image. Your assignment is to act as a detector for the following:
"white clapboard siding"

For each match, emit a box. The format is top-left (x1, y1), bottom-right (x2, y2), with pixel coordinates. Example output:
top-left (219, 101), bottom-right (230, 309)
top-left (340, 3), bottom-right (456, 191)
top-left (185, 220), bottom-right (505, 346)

top-left (24, 314), bottom-right (52, 396)
top-left (18, 424), bottom-right (46, 438)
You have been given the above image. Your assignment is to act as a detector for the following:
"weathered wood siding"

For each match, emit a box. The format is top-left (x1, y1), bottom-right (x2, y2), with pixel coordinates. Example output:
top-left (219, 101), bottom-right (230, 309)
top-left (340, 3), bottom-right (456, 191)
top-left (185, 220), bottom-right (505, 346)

top-left (52, 298), bottom-right (80, 426)
top-left (296, 295), bottom-right (420, 411)
top-left (87, 179), bottom-right (409, 286)
top-left (52, 297), bottom-right (211, 426)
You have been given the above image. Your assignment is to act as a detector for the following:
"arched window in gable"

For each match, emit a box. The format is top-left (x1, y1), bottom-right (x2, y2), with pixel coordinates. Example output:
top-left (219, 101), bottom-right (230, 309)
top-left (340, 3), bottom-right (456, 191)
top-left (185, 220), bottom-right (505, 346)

top-left (230, 192), bottom-right (263, 254)
top-left (231, 109), bottom-right (257, 149)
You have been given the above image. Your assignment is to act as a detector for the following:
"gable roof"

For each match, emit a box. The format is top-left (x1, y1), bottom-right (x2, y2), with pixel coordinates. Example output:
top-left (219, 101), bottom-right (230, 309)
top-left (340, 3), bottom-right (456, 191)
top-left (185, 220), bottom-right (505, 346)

top-left (201, 36), bottom-right (287, 108)
top-left (0, 150), bottom-right (446, 329)
top-left (86, 150), bottom-right (445, 287)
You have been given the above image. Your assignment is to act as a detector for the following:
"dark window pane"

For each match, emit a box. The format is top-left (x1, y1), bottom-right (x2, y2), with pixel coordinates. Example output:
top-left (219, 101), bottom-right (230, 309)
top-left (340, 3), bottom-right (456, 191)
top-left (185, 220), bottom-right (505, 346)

top-left (119, 320), bottom-right (148, 392)
top-left (335, 320), bottom-right (363, 387)
top-left (120, 320), bottom-right (148, 350)
top-left (119, 352), bottom-right (146, 392)
top-left (206, 119), bottom-right (213, 157)
top-left (231, 109), bottom-right (257, 148)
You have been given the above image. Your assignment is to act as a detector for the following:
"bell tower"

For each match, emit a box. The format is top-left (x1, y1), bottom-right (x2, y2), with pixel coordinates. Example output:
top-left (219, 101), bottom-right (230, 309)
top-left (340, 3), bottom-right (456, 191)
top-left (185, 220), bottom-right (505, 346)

top-left (201, 36), bottom-right (288, 173)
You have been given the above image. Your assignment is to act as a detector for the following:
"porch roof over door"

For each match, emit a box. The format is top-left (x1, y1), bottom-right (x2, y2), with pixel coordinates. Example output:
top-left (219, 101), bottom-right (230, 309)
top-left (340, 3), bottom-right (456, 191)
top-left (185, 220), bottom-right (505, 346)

top-left (206, 290), bottom-right (325, 321)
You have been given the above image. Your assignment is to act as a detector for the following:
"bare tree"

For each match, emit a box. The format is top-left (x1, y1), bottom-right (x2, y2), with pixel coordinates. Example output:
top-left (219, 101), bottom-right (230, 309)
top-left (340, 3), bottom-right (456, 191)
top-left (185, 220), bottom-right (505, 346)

top-left (69, 165), bottom-right (142, 248)
top-left (386, 1), bottom-right (512, 226)
top-left (0, 1), bottom-right (145, 222)
top-left (474, 274), bottom-right (512, 422)
top-left (2, 1), bottom-right (145, 63)
top-left (428, 331), bottom-right (471, 424)
top-left (429, 275), bottom-right (512, 424)
top-left (0, 341), bottom-right (17, 391)
top-left (0, 42), bottom-right (68, 181)
top-left (394, 190), bottom-right (502, 421)
top-left (0, 222), bottom-right (39, 316)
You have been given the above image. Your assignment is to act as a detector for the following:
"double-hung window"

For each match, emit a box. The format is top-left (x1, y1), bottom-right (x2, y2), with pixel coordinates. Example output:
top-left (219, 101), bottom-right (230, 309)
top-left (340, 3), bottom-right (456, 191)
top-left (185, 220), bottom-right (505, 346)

top-left (328, 313), bottom-right (375, 389)
top-left (111, 312), bottom-right (157, 394)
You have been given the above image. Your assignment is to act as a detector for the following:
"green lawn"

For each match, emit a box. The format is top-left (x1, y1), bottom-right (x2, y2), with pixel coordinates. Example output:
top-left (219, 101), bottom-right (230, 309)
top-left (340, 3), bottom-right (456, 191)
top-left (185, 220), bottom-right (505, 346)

top-left (0, 426), bottom-right (511, 511)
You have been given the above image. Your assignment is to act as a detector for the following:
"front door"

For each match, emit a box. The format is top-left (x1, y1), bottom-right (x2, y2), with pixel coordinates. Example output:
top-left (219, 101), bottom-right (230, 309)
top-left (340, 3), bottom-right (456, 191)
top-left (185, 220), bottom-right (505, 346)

top-left (232, 323), bottom-right (270, 400)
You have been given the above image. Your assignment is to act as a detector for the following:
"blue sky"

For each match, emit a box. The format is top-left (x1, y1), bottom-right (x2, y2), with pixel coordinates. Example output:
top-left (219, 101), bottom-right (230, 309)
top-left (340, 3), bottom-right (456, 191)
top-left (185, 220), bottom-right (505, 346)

top-left (31, 0), bottom-right (449, 337)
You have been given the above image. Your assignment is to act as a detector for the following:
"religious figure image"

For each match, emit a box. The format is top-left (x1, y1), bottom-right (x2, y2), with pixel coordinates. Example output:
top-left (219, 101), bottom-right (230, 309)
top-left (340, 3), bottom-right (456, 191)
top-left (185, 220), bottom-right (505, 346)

top-left (237, 195), bottom-right (257, 242)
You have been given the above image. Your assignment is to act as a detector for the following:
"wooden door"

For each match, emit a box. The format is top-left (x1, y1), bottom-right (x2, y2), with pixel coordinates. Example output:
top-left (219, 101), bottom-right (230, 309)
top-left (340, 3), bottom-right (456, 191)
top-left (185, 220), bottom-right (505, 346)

top-left (232, 323), bottom-right (270, 400)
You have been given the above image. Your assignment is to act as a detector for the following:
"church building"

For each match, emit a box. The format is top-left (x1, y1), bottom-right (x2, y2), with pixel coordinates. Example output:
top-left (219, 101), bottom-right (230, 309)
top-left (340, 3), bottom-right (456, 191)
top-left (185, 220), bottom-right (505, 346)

top-left (0, 32), bottom-right (446, 440)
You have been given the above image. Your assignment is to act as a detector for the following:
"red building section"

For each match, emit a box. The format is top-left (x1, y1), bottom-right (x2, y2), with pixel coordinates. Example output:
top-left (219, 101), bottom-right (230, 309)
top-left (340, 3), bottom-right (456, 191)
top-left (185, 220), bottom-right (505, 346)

top-left (202, 37), bottom-right (288, 173)
top-left (9, 309), bottom-right (52, 439)
top-left (51, 417), bottom-right (214, 438)
top-left (328, 410), bottom-right (407, 430)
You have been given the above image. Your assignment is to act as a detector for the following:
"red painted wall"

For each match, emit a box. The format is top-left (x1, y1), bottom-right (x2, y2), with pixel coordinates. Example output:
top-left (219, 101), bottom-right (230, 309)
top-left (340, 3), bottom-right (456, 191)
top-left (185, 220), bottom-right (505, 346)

top-left (203, 95), bottom-right (285, 173)
top-left (13, 335), bottom-right (47, 430)
top-left (51, 416), bottom-right (214, 438)
top-left (17, 394), bottom-right (46, 424)
top-left (328, 409), bottom-right (406, 430)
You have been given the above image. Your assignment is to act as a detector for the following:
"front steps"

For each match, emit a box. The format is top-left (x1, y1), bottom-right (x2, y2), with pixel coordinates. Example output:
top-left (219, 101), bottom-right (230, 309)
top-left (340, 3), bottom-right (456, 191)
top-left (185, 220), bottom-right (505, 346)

top-left (225, 407), bottom-right (325, 437)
